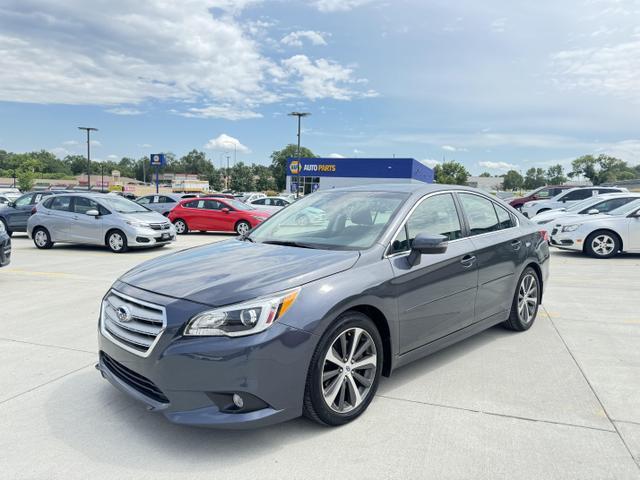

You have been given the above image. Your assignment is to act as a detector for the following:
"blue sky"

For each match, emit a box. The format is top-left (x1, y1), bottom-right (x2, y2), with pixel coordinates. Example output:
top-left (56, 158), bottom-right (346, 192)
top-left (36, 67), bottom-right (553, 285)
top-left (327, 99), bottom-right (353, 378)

top-left (1, 0), bottom-right (639, 174)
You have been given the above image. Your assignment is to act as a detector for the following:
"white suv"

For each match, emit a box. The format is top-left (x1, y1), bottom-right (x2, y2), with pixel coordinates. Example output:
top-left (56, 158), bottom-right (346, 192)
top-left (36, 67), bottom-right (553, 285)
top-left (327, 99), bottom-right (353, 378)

top-left (521, 187), bottom-right (626, 218)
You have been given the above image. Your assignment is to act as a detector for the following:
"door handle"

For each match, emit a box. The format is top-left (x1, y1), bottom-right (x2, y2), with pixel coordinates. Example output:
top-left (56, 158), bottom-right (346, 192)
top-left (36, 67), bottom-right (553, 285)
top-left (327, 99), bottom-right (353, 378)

top-left (460, 255), bottom-right (476, 268)
top-left (72, 215), bottom-right (79, 220)
top-left (511, 240), bottom-right (522, 250)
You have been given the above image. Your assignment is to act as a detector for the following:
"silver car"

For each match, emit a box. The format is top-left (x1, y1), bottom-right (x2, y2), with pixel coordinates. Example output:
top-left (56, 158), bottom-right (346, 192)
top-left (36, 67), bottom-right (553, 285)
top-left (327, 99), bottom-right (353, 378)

top-left (521, 186), bottom-right (626, 218)
top-left (135, 193), bottom-right (184, 216)
top-left (27, 193), bottom-right (176, 253)
top-left (248, 196), bottom-right (292, 212)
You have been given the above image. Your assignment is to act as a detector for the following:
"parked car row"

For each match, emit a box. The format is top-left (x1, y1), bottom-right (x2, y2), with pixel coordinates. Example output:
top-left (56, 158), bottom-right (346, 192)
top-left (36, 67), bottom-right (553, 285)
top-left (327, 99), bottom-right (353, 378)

top-left (520, 186), bottom-right (626, 218)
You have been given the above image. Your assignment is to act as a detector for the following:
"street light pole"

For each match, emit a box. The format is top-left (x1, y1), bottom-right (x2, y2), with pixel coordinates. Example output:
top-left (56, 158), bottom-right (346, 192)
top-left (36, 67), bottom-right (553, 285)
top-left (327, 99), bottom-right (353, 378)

top-left (78, 127), bottom-right (98, 190)
top-left (288, 112), bottom-right (310, 198)
top-left (226, 154), bottom-right (231, 191)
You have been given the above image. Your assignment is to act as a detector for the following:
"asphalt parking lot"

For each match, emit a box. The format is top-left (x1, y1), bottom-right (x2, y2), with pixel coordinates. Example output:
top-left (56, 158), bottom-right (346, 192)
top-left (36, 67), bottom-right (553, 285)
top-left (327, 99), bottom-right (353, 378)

top-left (2, 234), bottom-right (639, 479)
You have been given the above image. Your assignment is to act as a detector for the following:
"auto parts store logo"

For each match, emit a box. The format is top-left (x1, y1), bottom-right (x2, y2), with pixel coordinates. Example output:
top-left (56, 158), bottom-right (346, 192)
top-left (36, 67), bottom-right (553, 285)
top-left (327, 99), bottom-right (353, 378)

top-left (289, 160), bottom-right (302, 175)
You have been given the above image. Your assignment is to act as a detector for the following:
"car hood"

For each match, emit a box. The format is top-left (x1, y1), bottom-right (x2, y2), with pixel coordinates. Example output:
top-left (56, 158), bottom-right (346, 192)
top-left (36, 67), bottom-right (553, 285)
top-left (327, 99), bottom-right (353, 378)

top-left (119, 211), bottom-right (169, 223)
top-left (119, 239), bottom-right (360, 306)
top-left (532, 208), bottom-right (566, 221)
top-left (554, 213), bottom-right (615, 226)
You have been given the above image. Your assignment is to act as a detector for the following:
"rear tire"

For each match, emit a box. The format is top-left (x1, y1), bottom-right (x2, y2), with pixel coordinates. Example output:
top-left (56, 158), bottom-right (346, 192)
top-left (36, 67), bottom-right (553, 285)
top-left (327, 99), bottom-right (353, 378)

top-left (503, 267), bottom-right (540, 331)
top-left (106, 230), bottom-right (128, 253)
top-left (173, 219), bottom-right (188, 235)
top-left (32, 227), bottom-right (54, 249)
top-left (303, 311), bottom-right (383, 426)
top-left (584, 230), bottom-right (620, 259)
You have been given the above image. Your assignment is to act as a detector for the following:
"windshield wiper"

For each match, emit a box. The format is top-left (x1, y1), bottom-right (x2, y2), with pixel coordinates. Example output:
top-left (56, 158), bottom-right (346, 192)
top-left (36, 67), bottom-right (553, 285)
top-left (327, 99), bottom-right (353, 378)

top-left (261, 240), bottom-right (318, 249)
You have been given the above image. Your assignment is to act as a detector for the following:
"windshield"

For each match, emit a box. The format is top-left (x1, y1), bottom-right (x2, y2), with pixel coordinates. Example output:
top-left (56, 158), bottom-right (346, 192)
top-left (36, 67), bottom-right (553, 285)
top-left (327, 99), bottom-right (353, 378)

top-left (248, 190), bottom-right (409, 250)
top-left (224, 199), bottom-right (255, 211)
top-left (100, 196), bottom-right (151, 213)
top-left (566, 197), bottom-right (600, 212)
top-left (607, 198), bottom-right (640, 216)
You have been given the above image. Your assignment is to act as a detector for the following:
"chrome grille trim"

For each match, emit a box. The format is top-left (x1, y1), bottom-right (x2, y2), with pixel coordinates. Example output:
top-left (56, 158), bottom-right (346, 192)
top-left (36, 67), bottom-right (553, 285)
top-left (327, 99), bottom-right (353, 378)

top-left (149, 223), bottom-right (171, 231)
top-left (100, 290), bottom-right (167, 357)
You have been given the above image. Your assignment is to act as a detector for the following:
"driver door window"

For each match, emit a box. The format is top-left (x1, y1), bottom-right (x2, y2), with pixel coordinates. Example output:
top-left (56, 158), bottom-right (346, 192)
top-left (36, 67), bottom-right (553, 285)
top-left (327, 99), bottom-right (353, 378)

top-left (15, 194), bottom-right (33, 207)
top-left (390, 194), bottom-right (463, 254)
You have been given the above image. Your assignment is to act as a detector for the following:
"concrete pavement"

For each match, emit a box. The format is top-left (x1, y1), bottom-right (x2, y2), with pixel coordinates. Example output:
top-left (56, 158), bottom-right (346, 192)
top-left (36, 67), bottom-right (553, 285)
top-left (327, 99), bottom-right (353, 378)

top-left (1, 234), bottom-right (639, 479)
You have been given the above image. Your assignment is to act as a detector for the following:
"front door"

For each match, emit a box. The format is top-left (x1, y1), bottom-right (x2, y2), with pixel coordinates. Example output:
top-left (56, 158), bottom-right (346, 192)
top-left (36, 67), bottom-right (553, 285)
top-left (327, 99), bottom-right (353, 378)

top-left (389, 193), bottom-right (479, 354)
top-left (45, 195), bottom-right (74, 242)
top-left (69, 196), bottom-right (103, 244)
top-left (628, 208), bottom-right (640, 250)
top-left (6, 193), bottom-right (34, 230)
top-left (457, 193), bottom-right (525, 322)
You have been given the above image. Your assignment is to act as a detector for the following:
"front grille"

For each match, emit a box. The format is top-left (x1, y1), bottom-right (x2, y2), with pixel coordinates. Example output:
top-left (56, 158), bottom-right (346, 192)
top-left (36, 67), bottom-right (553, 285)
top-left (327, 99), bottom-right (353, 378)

top-left (101, 290), bottom-right (166, 357)
top-left (100, 352), bottom-right (169, 403)
top-left (149, 223), bottom-right (170, 231)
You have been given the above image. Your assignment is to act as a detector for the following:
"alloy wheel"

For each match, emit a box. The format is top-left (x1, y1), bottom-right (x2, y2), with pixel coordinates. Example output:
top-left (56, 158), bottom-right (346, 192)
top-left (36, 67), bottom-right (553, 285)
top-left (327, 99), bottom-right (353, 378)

top-left (591, 234), bottom-right (615, 256)
top-left (34, 230), bottom-right (48, 247)
top-left (109, 233), bottom-right (124, 251)
top-left (237, 222), bottom-right (250, 236)
top-left (175, 220), bottom-right (186, 234)
top-left (321, 327), bottom-right (377, 413)
top-left (517, 273), bottom-right (538, 324)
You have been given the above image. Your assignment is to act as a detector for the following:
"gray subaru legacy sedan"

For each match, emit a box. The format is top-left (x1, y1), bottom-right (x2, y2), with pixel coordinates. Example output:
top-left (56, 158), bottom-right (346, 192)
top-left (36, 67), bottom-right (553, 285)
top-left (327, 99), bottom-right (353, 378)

top-left (97, 184), bottom-right (550, 428)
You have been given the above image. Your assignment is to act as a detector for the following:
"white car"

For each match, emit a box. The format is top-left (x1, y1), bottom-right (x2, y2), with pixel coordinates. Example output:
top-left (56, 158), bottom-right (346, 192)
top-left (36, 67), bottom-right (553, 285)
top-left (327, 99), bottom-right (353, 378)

top-left (249, 196), bottom-right (292, 212)
top-left (531, 193), bottom-right (640, 226)
top-left (549, 199), bottom-right (640, 258)
top-left (521, 186), bottom-right (626, 218)
top-left (239, 192), bottom-right (266, 204)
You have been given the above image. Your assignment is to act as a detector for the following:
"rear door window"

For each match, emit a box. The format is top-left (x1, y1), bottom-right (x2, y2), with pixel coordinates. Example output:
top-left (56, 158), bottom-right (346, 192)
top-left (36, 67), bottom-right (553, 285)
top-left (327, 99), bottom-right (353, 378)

top-left (458, 193), bottom-right (501, 236)
top-left (563, 189), bottom-right (594, 201)
top-left (73, 196), bottom-right (100, 214)
top-left (49, 196), bottom-right (72, 212)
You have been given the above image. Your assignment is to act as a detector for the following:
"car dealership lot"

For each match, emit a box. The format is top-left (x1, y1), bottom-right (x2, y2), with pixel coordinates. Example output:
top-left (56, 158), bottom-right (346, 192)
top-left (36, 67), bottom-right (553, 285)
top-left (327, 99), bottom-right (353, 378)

top-left (2, 235), bottom-right (639, 479)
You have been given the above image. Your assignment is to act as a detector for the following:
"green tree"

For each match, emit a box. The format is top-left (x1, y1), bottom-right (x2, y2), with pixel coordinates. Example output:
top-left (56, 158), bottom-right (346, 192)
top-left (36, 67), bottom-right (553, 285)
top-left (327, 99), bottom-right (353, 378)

top-left (546, 164), bottom-right (567, 185)
top-left (229, 162), bottom-right (256, 191)
top-left (270, 144), bottom-right (316, 191)
top-left (502, 170), bottom-right (524, 190)
top-left (523, 168), bottom-right (546, 190)
top-left (479, 172), bottom-right (491, 177)
top-left (569, 154), bottom-right (635, 185)
top-left (16, 169), bottom-right (35, 191)
top-left (433, 161), bottom-right (470, 185)
top-left (64, 155), bottom-right (89, 175)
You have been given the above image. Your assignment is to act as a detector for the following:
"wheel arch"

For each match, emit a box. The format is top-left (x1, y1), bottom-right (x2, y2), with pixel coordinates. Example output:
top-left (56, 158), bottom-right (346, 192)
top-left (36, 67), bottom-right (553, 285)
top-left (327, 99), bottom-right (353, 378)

top-left (104, 227), bottom-right (126, 246)
top-left (523, 262), bottom-right (544, 303)
top-left (342, 304), bottom-right (393, 378)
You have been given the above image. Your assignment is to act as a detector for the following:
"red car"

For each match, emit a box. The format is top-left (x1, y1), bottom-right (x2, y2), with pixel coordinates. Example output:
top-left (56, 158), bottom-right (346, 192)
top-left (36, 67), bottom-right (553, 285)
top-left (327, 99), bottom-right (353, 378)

top-left (509, 185), bottom-right (572, 211)
top-left (168, 197), bottom-right (271, 236)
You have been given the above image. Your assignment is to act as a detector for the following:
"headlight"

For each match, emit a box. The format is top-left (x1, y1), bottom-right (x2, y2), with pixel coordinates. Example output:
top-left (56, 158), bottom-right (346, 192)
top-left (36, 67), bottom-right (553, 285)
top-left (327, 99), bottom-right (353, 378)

top-left (251, 215), bottom-right (265, 221)
top-left (126, 220), bottom-right (150, 228)
top-left (562, 224), bottom-right (581, 232)
top-left (0, 221), bottom-right (4, 233)
top-left (527, 202), bottom-right (537, 208)
top-left (184, 287), bottom-right (300, 337)
top-left (536, 219), bottom-right (552, 225)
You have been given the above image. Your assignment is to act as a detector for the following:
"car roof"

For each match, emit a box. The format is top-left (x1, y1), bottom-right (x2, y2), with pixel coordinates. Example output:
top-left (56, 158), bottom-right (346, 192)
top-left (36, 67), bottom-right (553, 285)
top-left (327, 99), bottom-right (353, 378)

top-left (324, 183), bottom-right (484, 195)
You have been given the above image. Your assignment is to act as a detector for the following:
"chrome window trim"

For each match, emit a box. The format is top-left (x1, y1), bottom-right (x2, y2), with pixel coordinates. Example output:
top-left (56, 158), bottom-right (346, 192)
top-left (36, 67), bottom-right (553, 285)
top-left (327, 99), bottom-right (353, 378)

top-left (384, 189), bottom-right (521, 259)
top-left (100, 289), bottom-right (167, 358)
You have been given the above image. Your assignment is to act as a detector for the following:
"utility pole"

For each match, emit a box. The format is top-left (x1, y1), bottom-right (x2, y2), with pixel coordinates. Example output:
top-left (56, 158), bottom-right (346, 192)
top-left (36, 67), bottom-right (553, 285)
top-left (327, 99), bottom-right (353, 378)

top-left (101, 163), bottom-right (105, 192)
top-left (78, 127), bottom-right (98, 190)
top-left (226, 154), bottom-right (231, 191)
top-left (288, 112), bottom-right (310, 198)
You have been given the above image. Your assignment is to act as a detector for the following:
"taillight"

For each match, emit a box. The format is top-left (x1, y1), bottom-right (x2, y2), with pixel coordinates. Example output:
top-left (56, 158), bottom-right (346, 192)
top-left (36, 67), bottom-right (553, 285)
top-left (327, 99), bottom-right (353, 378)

top-left (540, 230), bottom-right (550, 242)
top-left (31, 207), bottom-right (37, 215)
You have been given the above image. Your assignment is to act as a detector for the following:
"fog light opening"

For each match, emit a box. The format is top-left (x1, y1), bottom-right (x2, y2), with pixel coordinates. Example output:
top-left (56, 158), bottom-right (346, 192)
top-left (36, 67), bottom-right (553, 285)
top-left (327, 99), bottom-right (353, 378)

top-left (232, 393), bottom-right (244, 409)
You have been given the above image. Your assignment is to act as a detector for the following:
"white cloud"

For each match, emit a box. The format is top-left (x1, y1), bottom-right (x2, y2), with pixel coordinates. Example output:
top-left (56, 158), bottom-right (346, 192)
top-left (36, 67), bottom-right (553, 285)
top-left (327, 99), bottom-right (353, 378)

top-left (48, 147), bottom-right (70, 158)
top-left (479, 161), bottom-right (518, 170)
top-left (281, 31), bottom-right (328, 47)
top-left (420, 158), bottom-right (440, 168)
top-left (138, 143), bottom-right (152, 149)
top-left (441, 145), bottom-right (468, 152)
top-left (0, 1), bottom-right (375, 118)
top-left (313, 0), bottom-right (375, 12)
top-left (550, 40), bottom-right (640, 101)
top-left (62, 140), bottom-right (78, 146)
top-left (107, 154), bottom-right (119, 160)
top-left (327, 153), bottom-right (345, 158)
top-left (106, 107), bottom-right (143, 115)
top-left (490, 18), bottom-right (507, 33)
top-left (282, 55), bottom-right (378, 100)
top-left (204, 133), bottom-right (250, 153)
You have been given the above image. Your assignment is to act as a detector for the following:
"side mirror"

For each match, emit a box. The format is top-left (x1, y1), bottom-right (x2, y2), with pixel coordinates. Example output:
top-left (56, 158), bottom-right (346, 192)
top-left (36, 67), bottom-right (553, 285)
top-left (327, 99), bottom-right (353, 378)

top-left (631, 210), bottom-right (640, 218)
top-left (587, 208), bottom-right (599, 215)
top-left (221, 208), bottom-right (230, 214)
top-left (7, 202), bottom-right (15, 208)
top-left (407, 233), bottom-right (448, 266)
top-left (86, 209), bottom-right (100, 217)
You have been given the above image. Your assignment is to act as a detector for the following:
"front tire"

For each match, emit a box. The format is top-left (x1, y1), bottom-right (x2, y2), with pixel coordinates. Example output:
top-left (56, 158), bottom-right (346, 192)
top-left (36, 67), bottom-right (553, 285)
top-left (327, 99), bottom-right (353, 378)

top-left (303, 311), bottom-right (383, 426)
top-left (106, 230), bottom-right (128, 253)
top-left (235, 220), bottom-right (251, 236)
top-left (173, 219), bottom-right (188, 235)
top-left (33, 227), bottom-right (54, 249)
top-left (0, 219), bottom-right (11, 237)
top-left (503, 267), bottom-right (540, 331)
top-left (584, 230), bottom-right (620, 259)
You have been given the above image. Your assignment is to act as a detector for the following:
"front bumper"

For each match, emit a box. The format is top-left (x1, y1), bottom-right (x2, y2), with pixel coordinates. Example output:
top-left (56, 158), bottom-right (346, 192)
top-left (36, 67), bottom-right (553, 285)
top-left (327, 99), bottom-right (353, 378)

top-left (125, 226), bottom-right (176, 247)
top-left (97, 282), bottom-right (316, 429)
top-left (0, 233), bottom-right (10, 267)
top-left (549, 228), bottom-right (583, 251)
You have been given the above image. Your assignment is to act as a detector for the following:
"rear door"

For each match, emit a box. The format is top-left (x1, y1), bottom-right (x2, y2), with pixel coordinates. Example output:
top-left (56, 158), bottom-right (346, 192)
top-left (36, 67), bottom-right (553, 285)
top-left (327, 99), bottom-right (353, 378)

top-left (457, 192), bottom-right (526, 322)
top-left (5, 193), bottom-right (34, 230)
top-left (44, 195), bottom-right (74, 241)
top-left (389, 192), bottom-right (479, 353)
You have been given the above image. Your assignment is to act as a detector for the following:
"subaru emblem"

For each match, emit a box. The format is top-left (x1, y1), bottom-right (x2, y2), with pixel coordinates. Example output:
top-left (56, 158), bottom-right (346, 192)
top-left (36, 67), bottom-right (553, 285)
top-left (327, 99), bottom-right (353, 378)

top-left (116, 305), bottom-right (132, 323)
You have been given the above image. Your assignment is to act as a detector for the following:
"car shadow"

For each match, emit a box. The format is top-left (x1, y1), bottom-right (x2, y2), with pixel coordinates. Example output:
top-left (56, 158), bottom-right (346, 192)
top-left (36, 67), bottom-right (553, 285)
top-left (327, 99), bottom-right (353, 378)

top-left (44, 325), bottom-right (508, 468)
top-left (551, 249), bottom-right (640, 260)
